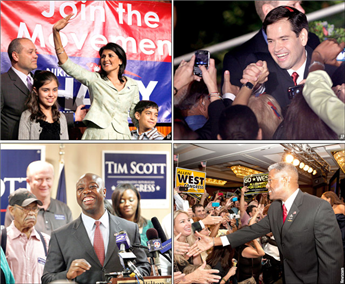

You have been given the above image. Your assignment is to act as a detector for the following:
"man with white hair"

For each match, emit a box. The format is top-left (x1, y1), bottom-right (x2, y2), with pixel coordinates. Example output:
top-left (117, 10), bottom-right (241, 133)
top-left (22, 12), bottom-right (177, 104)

top-left (5, 161), bottom-right (72, 235)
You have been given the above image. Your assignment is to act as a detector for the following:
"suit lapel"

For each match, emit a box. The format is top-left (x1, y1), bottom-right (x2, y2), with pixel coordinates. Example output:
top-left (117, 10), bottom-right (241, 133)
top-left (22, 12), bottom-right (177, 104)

top-left (73, 215), bottom-right (102, 268)
top-left (304, 46), bottom-right (313, 79)
top-left (104, 214), bottom-right (122, 266)
top-left (8, 68), bottom-right (30, 96)
top-left (282, 190), bottom-right (303, 232)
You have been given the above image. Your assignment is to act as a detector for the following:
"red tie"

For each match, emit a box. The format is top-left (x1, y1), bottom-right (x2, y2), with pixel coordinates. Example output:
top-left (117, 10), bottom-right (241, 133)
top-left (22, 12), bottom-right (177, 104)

top-left (94, 221), bottom-right (105, 266)
top-left (282, 204), bottom-right (288, 223)
top-left (291, 72), bottom-right (299, 86)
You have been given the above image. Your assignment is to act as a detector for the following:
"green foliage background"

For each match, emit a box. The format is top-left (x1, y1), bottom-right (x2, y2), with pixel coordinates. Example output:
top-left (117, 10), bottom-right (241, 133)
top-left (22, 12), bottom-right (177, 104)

top-left (174, 1), bottom-right (344, 82)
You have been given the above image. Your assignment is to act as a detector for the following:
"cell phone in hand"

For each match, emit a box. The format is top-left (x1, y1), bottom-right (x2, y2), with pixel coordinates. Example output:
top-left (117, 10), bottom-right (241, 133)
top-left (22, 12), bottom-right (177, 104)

top-left (212, 202), bottom-right (220, 208)
top-left (288, 84), bottom-right (304, 100)
top-left (194, 50), bottom-right (210, 77)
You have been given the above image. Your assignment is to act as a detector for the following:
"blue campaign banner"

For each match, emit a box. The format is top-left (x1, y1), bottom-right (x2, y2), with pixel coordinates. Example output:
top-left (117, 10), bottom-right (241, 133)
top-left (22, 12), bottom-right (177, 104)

top-left (0, 147), bottom-right (44, 225)
top-left (103, 151), bottom-right (168, 208)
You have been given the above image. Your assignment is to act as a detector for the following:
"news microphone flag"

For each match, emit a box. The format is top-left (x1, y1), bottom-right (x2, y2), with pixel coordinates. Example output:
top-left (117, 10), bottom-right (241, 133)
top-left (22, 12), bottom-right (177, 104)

top-left (56, 162), bottom-right (67, 204)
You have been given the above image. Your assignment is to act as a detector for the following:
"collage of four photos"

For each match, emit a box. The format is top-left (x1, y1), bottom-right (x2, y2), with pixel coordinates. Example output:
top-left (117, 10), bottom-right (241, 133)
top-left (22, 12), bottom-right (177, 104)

top-left (1, 1), bottom-right (345, 284)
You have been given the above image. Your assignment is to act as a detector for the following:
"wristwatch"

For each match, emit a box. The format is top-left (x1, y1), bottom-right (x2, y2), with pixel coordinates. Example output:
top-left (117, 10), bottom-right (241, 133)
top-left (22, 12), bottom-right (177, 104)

top-left (244, 82), bottom-right (254, 90)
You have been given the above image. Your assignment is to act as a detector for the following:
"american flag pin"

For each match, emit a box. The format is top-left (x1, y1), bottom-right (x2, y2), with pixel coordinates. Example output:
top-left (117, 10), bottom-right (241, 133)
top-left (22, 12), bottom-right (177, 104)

top-left (293, 211), bottom-right (296, 214)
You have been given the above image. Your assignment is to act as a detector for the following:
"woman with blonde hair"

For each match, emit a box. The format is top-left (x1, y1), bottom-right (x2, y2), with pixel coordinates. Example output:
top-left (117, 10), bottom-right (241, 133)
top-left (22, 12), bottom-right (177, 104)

top-left (174, 210), bottom-right (202, 272)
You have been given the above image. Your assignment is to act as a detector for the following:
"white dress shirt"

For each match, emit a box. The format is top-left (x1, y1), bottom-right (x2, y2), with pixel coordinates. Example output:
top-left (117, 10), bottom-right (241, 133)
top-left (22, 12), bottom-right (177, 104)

top-left (81, 211), bottom-right (109, 255)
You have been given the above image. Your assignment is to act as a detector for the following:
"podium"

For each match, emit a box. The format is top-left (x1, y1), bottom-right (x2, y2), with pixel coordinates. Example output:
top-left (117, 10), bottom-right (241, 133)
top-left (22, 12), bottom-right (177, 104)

top-left (112, 276), bottom-right (171, 284)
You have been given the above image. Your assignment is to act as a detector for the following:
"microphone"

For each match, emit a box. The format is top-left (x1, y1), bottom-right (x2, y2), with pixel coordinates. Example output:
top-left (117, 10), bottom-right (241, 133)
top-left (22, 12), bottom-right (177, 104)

top-left (151, 217), bottom-right (167, 242)
top-left (114, 231), bottom-right (144, 282)
top-left (146, 228), bottom-right (162, 276)
top-left (151, 217), bottom-right (172, 260)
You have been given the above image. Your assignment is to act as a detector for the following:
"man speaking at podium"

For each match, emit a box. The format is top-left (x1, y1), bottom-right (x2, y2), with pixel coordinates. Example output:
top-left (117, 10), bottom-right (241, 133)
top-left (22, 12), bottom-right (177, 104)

top-left (42, 173), bottom-right (150, 284)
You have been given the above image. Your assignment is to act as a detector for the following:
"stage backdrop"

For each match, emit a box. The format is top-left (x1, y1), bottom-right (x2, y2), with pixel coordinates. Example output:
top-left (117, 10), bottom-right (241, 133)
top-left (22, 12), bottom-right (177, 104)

top-left (0, 1), bottom-right (172, 123)
top-left (0, 145), bottom-right (45, 225)
top-left (103, 151), bottom-right (169, 208)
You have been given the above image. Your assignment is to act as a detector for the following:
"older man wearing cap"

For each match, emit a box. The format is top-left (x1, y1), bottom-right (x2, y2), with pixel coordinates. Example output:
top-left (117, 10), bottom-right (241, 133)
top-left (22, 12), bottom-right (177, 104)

top-left (0, 188), bottom-right (50, 284)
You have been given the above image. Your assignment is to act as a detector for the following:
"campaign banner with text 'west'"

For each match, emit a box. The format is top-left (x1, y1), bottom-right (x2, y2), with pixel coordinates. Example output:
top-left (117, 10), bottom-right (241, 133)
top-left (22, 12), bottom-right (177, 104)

top-left (1, 1), bottom-right (172, 123)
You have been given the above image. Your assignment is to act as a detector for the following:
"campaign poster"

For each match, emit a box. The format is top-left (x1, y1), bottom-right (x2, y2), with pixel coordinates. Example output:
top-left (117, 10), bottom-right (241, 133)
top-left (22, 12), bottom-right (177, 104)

top-left (1, 1), bottom-right (172, 123)
top-left (103, 151), bottom-right (169, 208)
top-left (243, 173), bottom-right (268, 194)
top-left (175, 167), bottom-right (206, 194)
top-left (0, 145), bottom-right (45, 225)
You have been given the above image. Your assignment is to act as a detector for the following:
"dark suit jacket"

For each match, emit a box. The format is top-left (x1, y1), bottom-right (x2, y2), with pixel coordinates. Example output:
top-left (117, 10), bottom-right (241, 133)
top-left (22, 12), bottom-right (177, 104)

top-left (1, 68), bottom-right (30, 140)
top-left (227, 190), bottom-right (343, 284)
top-left (222, 29), bottom-right (320, 88)
top-left (42, 213), bottom-right (151, 284)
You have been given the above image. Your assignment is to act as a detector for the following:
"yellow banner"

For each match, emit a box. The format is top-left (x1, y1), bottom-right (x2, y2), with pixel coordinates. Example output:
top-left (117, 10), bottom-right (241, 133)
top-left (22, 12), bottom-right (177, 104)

top-left (175, 167), bottom-right (206, 194)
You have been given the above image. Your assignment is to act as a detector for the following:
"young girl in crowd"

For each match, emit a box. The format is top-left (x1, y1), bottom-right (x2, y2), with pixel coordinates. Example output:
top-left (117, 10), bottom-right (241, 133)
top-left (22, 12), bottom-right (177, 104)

top-left (18, 71), bottom-right (68, 140)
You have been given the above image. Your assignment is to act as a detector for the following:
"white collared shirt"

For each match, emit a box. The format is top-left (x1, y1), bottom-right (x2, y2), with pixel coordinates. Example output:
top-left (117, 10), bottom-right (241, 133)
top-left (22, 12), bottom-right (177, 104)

top-left (11, 66), bottom-right (33, 89)
top-left (81, 210), bottom-right (109, 255)
top-left (287, 51), bottom-right (308, 85)
top-left (282, 188), bottom-right (300, 214)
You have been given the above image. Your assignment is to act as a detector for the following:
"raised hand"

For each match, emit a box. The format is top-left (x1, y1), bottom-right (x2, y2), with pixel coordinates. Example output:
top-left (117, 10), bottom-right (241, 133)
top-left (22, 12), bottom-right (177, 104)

top-left (222, 70), bottom-right (240, 95)
top-left (53, 13), bottom-right (74, 32)
top-left (174, 233), bottom-right (190, 255)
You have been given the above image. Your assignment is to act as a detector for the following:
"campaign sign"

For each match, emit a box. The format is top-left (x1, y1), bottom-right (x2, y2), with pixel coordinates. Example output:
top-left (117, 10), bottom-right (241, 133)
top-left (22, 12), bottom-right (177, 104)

top-left (0, 145), bottom-right (45, 225)
top-left (103, 151), bottom-right (168, 208)
top-left (175, 167), bottom-right (206, 194)
top-left (1, 1), bottom-right (172, 123)
top-left (243, 173), bottom-right (268, 194)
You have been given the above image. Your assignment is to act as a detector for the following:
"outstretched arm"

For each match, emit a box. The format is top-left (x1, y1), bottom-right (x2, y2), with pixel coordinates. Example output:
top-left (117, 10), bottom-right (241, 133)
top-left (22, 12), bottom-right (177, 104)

top-left (53, 13), bottom-right (74, 65)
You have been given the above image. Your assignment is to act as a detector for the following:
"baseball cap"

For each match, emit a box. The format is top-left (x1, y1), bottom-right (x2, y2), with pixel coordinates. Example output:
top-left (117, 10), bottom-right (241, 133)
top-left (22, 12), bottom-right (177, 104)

top-left (8, 188), bottom-right (43, 207)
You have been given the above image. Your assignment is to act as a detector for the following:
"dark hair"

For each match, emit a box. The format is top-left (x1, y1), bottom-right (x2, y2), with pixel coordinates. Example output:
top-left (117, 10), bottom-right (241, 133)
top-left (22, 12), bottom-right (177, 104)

top-left (26, 70), bottom-right (60, 122)
top-left (192, 204), bottom-right (204, 214)
top-left (206, 244), bottom-right (235, 271)
top-left (281, 91), bottom-right (338, 139)
top-left (134, 100), bottom-right (159, 114)
top-left (322, 191), bottom-right (344, 207)
top-left (218, 105), bottom-right (260, 140)
top-left (111, 183), bottom-right (147, 228)
top-left (8, 38), bottom-right (25, 62)
top-left (263, 6), bottom-right (308, 36)
top-left (246, 205), bottom-right (257, 215)
top-left (177, 81), bottom-right (209, 111)
top-left (98, 42), bottom-right (127, 83)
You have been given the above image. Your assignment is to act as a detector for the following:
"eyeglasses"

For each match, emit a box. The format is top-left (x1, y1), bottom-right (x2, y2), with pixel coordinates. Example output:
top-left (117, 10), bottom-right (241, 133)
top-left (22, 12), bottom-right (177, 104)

top-left (15, 205), bottom-right (39, 214)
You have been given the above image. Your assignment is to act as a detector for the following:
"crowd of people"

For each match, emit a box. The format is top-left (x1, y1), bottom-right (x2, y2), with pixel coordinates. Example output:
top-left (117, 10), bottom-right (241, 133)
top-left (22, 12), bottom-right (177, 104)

top-left (173, 162), bottom-right (344, 284)
top-left (0, 161), bottom-right (171, 283)
top-left (1, 14), bottom-right (167, 140)
top-left (174, 1), bottom-right (345, 140)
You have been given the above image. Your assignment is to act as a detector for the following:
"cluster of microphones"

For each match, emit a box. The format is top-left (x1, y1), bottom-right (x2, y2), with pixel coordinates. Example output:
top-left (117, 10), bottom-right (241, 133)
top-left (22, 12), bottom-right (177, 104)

top-left (105, 217), bottom-right (171, 283)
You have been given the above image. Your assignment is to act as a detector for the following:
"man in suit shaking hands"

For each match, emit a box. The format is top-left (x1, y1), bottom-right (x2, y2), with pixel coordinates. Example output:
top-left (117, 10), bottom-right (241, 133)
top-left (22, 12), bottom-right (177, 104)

top-left (42, 173), bottom-right (151, 284)
top-left (190, 162), bottom-right (343, 284)
top-left (1, 38), bottom-right (38, 140)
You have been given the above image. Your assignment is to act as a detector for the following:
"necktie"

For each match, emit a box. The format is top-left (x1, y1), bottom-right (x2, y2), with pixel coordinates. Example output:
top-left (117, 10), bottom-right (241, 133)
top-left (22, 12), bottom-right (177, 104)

top-left (291, 72), bottom-right (299, 86)
top-left (282, 204), bottom-right (288, 223)
top-left (94, 221), bottom-right (105, 266)
top-left (26, 75), bottom-right (33, 92)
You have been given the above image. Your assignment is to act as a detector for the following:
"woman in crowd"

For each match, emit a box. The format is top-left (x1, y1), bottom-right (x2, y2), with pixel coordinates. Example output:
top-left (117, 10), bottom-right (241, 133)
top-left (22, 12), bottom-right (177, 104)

top-left (173, 210), bottom-right (202, 272)
top-left (321, 191), bottom-right (345, 257)
top-left (18, 71), bottom-right (68, 139)
top-left (111, 184), bottom-right (153, 246)
top-left (53, 14), bottom-right (139, 139)
top-left (206, 244), bottom-right (237, 284)
top-left (273, 90), bottom-right (338, 140)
